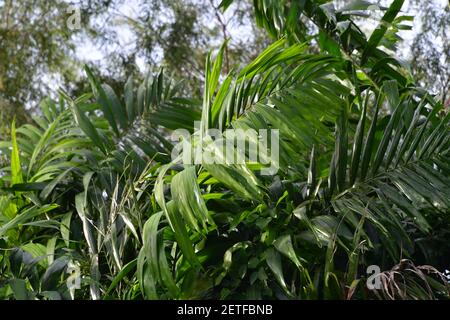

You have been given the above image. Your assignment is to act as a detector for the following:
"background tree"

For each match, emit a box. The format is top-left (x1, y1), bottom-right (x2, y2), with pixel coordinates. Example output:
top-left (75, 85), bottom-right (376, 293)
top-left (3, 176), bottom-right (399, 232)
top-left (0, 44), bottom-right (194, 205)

top-left (0, 0), bottom-right (114, 138)
top-left (0, 0), bottom-right (267, 138)
top-left (409, 0), bottom-right (449, 104)
top-left (88, 0), bottom-right (269, 96)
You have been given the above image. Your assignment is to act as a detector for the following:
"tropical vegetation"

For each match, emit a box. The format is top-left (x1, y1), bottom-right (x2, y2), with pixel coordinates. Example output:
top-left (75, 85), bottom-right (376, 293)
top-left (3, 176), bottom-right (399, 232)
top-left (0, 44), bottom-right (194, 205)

top-left (0, 0), bottom-right (449, 300)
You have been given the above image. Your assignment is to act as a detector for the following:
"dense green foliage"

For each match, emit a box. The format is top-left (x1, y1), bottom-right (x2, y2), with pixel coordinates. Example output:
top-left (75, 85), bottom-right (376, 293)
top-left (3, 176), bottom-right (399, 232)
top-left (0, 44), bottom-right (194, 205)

top-left (0, 0), bottom-right (449, 300)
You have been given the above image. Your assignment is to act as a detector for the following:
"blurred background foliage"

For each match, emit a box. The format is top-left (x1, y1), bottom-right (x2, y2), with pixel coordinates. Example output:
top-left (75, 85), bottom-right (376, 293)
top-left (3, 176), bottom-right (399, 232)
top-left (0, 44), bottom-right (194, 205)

top-left (0, 0), bottom-right (269, 138)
